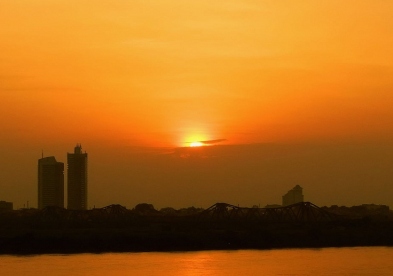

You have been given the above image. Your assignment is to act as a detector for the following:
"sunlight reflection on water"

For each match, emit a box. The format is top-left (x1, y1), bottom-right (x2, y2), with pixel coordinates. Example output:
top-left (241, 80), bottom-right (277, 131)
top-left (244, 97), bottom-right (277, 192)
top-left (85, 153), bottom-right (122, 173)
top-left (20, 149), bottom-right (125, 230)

top-left (1, 247), bottom-right (393, 276)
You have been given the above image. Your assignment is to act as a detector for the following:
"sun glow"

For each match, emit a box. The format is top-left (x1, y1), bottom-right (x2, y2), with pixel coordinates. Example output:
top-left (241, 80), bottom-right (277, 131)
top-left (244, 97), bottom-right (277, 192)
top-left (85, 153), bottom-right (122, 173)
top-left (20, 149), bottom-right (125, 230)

top-left (183, 132), bottom-right (208, 147)
top-left (189, 141), bottom-right (204, 147)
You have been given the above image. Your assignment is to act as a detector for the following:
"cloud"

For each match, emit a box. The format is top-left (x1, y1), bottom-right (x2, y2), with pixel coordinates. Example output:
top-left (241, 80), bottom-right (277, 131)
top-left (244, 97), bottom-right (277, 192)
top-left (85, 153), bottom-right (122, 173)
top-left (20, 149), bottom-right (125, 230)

top-left (200, 139), bottom-right (227, 145)
top-left (183, 139), bottom-right (227, 147)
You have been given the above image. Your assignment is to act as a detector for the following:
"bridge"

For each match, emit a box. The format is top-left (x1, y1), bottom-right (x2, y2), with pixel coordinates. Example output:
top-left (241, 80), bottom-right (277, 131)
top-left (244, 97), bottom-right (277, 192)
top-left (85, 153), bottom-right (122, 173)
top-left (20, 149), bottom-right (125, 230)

top-left (34, 201), bottom-right (335, 225)
top-left (198, 202), bottom-right (335, 223)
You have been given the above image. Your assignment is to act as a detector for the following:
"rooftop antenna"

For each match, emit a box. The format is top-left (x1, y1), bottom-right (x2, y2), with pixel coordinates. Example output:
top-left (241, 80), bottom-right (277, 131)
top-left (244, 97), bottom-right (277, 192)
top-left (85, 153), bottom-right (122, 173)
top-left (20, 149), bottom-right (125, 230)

top-left (42, 150), bottom-right (44, 158)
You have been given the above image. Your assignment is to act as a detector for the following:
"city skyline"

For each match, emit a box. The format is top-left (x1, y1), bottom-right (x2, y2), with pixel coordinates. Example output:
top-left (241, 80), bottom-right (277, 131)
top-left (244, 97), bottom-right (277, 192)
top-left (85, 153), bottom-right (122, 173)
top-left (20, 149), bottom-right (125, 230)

top-left (1, 1), bottom-right (393, 209)
top-left (34, 145), bottom-right (88, 210)
top-left (2, 141), bottom-right (392, 210)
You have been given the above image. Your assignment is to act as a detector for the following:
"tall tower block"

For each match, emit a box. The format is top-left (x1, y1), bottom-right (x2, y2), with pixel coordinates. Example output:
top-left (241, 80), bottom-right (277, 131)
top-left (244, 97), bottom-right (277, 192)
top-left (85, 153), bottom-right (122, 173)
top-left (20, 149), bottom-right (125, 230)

top-left (38, 156), bottom-right (64, 209)
top-left (67, 144), bottom-right (88, 210)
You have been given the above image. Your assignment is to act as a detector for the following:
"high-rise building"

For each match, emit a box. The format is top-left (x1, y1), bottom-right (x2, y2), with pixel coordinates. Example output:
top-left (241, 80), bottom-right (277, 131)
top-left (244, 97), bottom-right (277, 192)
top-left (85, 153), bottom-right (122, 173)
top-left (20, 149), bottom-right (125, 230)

top-left (282, 185), bottom-right (304, 206)
top-left (38, 156), bottom-right (64, 209)
top-left (67, 144), bottom-right (88, 210)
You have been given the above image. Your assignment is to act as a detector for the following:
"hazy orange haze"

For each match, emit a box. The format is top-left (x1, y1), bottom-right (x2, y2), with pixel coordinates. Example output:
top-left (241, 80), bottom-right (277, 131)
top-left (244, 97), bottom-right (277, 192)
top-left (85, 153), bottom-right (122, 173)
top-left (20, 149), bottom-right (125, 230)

top-left (1, 1), bottom-right (393, 209)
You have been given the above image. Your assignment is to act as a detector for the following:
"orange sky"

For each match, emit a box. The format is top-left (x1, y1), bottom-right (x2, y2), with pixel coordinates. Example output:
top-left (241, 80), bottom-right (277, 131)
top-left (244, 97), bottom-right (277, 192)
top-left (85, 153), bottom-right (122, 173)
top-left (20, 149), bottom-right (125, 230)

top-left (2, 0), bottom-right (393, 147)
top-left (1, 1), bottom-right (393, 209)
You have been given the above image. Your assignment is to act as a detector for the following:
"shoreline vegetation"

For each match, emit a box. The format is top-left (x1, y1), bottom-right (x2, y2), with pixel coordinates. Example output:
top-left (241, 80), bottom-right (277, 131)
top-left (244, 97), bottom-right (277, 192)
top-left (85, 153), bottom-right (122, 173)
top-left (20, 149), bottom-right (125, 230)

top-left (1, 202), bottom-right (392, 255)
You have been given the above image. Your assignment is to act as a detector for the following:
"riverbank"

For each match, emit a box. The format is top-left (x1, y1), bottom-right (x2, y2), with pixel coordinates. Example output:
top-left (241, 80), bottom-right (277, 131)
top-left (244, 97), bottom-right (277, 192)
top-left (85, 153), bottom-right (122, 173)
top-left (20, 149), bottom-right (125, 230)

top-left (1, 219), bottom-right (393, 255)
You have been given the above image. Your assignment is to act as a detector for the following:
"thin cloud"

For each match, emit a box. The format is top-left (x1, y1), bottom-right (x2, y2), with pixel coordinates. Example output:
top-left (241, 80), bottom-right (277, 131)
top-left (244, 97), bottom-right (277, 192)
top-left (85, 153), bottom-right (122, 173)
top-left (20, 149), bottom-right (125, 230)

top-left (200, 139), bottom-right (227, 145)
top-left (185, 139), bottom-right (227, 146)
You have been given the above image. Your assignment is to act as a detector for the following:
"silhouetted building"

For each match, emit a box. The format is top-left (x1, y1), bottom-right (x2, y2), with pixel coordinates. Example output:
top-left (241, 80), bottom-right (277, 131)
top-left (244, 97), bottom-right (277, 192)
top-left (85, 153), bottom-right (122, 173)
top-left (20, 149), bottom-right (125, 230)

top-left (282, 185), bottom-right (304, 206)
top-left (38, 156), bottom-right (64, 209)
top-left (67, 144), bottom-right (88, 210)
top-left (0, 200), bottom-right (13, 211)
top-left (322, 204), bottom-right (390, 219)
top-left (265, 204), bottom-right (282, 208)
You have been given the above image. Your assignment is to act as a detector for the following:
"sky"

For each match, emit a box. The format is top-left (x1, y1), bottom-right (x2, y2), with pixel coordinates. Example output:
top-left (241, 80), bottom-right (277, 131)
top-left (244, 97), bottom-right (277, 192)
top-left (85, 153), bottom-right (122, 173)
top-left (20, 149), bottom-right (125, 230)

top-left (1, 0), bottom-right (393, 209)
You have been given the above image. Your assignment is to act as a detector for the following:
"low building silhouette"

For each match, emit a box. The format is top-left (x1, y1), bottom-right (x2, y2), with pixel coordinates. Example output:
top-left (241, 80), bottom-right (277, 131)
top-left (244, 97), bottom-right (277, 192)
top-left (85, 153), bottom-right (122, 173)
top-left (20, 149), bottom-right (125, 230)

top-left (323, 204), bottom-right (390, 219)
top-left (265, 204), bottom-right (282, 208)
top-left (282, 185), bottom-right (304, 206)
top-left (0, 200), bottom-right (13, 211)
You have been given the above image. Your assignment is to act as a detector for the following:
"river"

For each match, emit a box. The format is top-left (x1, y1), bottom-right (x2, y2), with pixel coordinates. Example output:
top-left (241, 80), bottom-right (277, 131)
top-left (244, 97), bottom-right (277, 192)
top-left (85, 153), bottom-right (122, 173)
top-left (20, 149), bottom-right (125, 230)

top-left (1, 247), bottom-right (392, 275)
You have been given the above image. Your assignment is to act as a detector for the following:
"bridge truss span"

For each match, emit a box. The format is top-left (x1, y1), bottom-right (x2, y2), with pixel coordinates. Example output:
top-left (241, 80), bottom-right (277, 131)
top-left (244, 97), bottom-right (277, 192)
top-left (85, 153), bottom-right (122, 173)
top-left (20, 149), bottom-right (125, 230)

top-left (199, 201), bottom-right (335, 223)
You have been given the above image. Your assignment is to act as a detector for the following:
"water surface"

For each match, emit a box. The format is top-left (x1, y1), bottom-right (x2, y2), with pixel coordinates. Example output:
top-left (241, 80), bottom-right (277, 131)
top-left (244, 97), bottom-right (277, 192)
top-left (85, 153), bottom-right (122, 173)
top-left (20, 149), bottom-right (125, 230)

top-left (1, 247), bottom-right (392, 275)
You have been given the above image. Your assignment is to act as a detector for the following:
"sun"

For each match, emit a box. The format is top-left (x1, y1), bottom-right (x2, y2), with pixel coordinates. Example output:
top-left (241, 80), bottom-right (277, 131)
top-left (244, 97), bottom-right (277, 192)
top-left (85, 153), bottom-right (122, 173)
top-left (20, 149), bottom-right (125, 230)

top-left (183, 132), bottom-right (208, 147)
top-left (189, 141), bottom-right (204, 147)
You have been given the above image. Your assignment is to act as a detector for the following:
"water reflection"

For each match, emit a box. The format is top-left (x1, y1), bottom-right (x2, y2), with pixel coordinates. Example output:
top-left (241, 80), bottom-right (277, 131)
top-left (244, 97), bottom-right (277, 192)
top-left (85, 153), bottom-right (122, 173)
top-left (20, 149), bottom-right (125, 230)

top-left (1, 247), bottom-right (393, 276)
